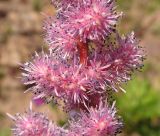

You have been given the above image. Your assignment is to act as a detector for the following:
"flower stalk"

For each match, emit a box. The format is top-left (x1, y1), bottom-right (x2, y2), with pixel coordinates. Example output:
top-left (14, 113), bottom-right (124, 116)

top-left (77, 40), bottom-right (88, 65)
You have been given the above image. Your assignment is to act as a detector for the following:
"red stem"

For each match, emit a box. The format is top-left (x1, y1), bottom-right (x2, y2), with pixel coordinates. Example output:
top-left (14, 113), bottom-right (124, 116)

top-left (77, 40), bottom-right (88, 65)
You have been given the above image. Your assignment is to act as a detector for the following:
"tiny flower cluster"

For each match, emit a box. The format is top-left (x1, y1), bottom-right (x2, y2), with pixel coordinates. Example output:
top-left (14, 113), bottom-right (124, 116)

top-left (69, 102), bottom-right (123, 136)
top-left (22, 32), bottom-right (144, 108)
top-left (8, 102), bottom-right (122, 136)
top-left (7, 103), bottom-right (67, 136)
top-left (8, 0), bottom-right (145, 136)
top-left (45, 0), bottom-right (122, 56)
top-left (60, 0), bottom-right (122, 42)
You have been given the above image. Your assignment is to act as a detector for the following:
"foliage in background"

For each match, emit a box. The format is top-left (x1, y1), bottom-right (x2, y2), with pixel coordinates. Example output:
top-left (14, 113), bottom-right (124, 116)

top-left (117, 0), bottom-right (160, 13)
top-left (0, 128), bottom-right (10, 136)
top-left (32, 0), bottom-right (43, 12)
top-left (116, 76), bottom-right (160, 136)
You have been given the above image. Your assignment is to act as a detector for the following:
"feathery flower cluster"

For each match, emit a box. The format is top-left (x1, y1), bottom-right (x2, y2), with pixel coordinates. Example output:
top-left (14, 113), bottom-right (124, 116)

top-left (21, 51), bottom-right (88, 105)
top-left (61, 0), bottom-right (122, 42)
top-left (22, 32), bottom-right (144, 107)
top-left (8, 102), bottom-right (121, 136)
top-left (87, 32), bottom-right (144, 92)
top-left (45, 0), bottom-right (122, 56)
top-left (43, 18), bottom-right (78, 57)
top-left (8, 0), bottom-right (145, 136)
top-left (7, 103), bottom-right (66, 136)
top-left (69, 102), bottom-right (123, 136)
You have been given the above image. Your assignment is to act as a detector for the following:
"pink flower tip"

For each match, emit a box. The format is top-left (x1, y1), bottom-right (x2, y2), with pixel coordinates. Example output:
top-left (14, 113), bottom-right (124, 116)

top-left (62, 0), bottom-right (122, 42)
top-left (69, 102), bottom-right (123, 136)
top-left (7, 102), bottom-right (67, 136)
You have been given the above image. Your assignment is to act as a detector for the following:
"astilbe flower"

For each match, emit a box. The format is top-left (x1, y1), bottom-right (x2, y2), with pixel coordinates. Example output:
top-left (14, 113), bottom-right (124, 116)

top-left (21, 51), bottom-right (60, 102)
top-left (69, 102), bottom-right (123, 136)
top-left (21, 32), bottom-right (144, 109)
top-left (85, 32), bottom-right (145, 92)
top-left (61, 0), bottom-right (122, 42)
top-left (7, 103), bottom-right (65, 136)
top-left (21, 51), bottom-right (92, 106)
top-left (45, 0), bottom-right (122, 57)
top-left (21, 51), bottom-right (87, 108)
top-left (43, 17), bottom-right (78, 57)
top-left (21, 50), bottom-right (111, 111)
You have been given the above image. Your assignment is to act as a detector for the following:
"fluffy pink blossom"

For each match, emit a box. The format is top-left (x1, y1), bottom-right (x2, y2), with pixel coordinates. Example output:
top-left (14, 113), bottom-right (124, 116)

top-left (43, 18), bottom-right (77, 57)
top-left (85, 32), bottom-right (145, 92)
top-left (21, 51), bottom-right (109, 110)
top-left (21, 52), bottom-right (90, 106)
top-left (21, 51), bottom-right (114, 110)
top-left (21, 52), bottom-right (61, 102)
top-left (22, 32), bottom-right (144, 108)
top-left (7, 103), bottom-right (65, 136)
top-left (69, 102), bottom-right (123, 136)
top-left (45, 0), bottom-right (122, 56)
top-left (62, 0), bottom-right (122, 42)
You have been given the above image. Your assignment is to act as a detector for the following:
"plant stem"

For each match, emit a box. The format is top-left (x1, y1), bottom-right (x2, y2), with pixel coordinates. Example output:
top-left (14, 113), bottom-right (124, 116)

top-left (77, 40), bottom-right (88, 65)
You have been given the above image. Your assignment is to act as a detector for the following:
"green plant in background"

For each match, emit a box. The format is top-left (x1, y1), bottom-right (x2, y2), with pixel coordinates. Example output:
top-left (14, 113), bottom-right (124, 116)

top-left (145, 0), bottom-right (160, 13)
top-left (117, 0), bottom-right (160, 13)
top-left (32, 0), bottom-right (43, 12)
top-left (0, 128), bottom-right (10, 136)
top-left (115, 77), bottom-right (160, 136)
top-left (117, 0), bottom-right (133, 10)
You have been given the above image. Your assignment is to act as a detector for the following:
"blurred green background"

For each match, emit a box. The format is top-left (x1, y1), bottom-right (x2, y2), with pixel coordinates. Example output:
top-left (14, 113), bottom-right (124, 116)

top-left (0, 0), bottom-right (160, 136)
